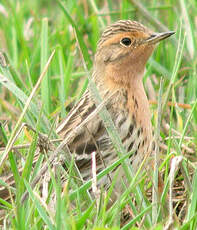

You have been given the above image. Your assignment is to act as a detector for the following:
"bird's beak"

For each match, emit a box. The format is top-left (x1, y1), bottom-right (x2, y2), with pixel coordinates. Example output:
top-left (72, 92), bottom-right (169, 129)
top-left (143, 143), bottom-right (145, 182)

top-left (143, 31), bottom-right (175, 45)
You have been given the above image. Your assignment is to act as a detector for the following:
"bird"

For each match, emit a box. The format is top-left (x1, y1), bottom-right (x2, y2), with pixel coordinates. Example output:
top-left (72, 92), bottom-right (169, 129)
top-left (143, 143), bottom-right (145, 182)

top-left (0, 20), bottom-right (174, 204)
top-left (56, 20), bottom-right (175, 188)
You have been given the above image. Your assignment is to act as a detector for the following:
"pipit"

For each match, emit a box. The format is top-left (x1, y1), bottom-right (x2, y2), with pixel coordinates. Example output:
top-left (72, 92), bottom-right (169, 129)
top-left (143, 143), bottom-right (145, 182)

top-left (0, 20), bottom-right (174, 203)
top-left (57, 20), bottom-right (175, 187)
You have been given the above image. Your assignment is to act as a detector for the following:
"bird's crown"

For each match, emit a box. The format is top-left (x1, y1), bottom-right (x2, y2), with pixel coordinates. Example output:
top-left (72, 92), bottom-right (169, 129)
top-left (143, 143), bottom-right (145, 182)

top-left (98, 20), bottom-right (150, 47)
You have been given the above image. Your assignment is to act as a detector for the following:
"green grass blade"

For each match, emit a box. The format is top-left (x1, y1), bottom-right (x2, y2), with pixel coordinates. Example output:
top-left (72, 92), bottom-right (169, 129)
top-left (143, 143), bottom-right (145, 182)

top-left (24, 180), bottom-right (55, 230)
top-left (41, 18), bottom-right (50, 114)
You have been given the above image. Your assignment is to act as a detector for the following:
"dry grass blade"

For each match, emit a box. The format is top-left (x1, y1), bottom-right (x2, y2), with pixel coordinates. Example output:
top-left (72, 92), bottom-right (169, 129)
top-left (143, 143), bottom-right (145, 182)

top-left (152, 78), bottom-right (164, 224)
top-left (149, 100), bottom-right (191, 109)
top-left (92, 151), bottom-right (100, 207)
top-left (164, 156), bottom-right (183, 230)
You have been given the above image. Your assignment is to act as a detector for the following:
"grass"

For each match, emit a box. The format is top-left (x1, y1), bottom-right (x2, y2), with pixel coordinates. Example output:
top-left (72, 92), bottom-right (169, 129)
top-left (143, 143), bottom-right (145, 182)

top-left (0, 0), bottom-right (197, 229)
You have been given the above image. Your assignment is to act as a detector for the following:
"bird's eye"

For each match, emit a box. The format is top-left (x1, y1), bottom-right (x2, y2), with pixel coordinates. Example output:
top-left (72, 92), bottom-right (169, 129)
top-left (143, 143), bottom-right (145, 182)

top-left (120, 37), bottom-right (132, 46)
top-left (149, 34), bottom-right (156, 38)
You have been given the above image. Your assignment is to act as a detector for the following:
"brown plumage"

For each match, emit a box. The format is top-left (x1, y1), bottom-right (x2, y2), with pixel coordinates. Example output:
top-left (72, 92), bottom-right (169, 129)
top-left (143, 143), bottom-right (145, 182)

top-left (57, 20), bottom-right (174, 184)
top-left (0, 20), bottom-right (174, 204)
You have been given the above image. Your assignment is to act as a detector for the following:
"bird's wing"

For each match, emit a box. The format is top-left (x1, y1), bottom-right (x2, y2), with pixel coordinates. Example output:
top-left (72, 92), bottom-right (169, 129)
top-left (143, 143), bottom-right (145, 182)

top-left (56, 89), bottom-right (107, 153)
top-left (56, 89), bottom-right (94, 136)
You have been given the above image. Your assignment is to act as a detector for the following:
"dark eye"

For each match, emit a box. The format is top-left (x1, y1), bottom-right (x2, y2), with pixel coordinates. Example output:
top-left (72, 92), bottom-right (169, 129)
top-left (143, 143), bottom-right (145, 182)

top-left (120, 37), bottom-right (132, 46)
top-left (149, 34), bottom-right (156, 39)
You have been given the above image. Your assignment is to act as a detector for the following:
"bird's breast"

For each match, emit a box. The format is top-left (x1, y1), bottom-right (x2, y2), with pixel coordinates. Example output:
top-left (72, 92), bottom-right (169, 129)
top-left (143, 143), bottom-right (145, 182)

top-left (107, 88), bottom-right (153, 170)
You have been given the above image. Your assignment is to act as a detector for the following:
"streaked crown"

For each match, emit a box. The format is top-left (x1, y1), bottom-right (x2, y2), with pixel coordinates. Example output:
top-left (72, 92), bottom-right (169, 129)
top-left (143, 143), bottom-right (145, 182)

top-left (97, 20), bottom-right (151, 47)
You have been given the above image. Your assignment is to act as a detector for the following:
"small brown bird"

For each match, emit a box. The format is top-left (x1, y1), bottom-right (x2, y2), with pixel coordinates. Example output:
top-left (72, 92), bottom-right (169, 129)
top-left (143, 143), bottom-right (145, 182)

top-left (0, 20), bottom-right (175, 206)
top-left (57, 20), bottom-right (174, 187)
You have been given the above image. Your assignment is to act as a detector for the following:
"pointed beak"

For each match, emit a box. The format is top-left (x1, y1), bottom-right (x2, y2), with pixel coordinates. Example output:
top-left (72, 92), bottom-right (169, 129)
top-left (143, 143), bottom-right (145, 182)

top-left (144, 31), bottom-right (175, 45)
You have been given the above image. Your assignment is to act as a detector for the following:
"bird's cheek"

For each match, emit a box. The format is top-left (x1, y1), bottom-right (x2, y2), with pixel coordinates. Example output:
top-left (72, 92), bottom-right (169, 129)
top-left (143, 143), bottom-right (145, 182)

top-left (132, 45), bottom-right (154, 67)
top-left (102, 49), bottom-right (113, 62)
top-left (142, 45), bottom-right (155, 61)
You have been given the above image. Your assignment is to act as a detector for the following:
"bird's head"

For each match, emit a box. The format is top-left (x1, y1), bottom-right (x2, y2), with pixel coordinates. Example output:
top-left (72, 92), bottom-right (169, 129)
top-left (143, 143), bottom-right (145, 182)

top-left (94, 20), bottom-right (174, 88)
